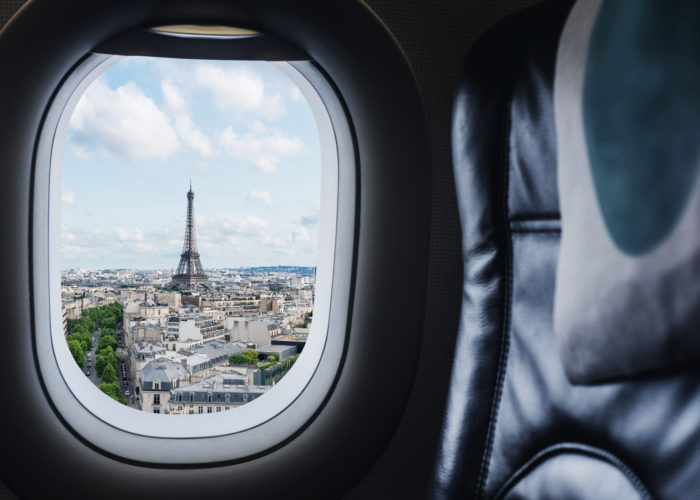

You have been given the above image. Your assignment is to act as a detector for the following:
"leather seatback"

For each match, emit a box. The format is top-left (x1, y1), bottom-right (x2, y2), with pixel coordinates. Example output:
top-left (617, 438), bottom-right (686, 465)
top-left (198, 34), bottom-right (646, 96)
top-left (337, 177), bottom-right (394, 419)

top-left (431, 2), bottom-right (700, 498)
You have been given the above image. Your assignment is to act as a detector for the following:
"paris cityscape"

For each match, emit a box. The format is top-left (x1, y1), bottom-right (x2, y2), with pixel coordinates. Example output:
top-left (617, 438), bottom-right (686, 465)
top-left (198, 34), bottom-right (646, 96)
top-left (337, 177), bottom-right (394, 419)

top-left (61, 185), bottom-right (315, 413)
top-left (60, 58), bottom-right (320, 414)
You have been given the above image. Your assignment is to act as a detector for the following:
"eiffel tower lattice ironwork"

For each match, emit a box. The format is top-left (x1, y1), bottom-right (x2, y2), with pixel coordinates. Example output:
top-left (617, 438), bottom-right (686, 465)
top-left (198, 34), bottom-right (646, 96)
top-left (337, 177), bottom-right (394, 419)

top-left (169, 183), bottom-right (210, 290)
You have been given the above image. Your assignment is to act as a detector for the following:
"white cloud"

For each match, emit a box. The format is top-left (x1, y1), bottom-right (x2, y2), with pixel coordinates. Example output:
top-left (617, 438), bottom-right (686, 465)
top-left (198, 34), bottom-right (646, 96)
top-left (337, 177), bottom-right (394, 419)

top-left (218, 121), bottom-right (304, 173)
top-left (61, 216), bottom-right (318, 268)
top-left (68, 144), bottom-right (91, 161)
top-left (61, 186), bottom-right (75, 205)
top-left (70, 78), bottom-right (180, 161)
top-left (300, 211), bottom-right (318, 226)
top-left (200, 213), bottom-right (296, 251)
top-left (248, 189), bottom-right (275, 207)
top-left (261, 233), bottom-right (289, 250)
top-left (61, 225), bottom-right (180, 264)
top-left (290, 226), bottom-right (311, 244)
top-left (161, 80), bottom-right (187, 115)
top-left (217, 215), bottom-right (270, 236)
top-left (115, 227), bottom-right (144, 242)
top-left (289, 85), bottom-right (302, 102)
top-left (193, 213), bottom-right (285, 260)
top-left (161, 81), bottom-right (214, 159)
top-left (194, 63), bottom-right (286, 119)
top-left (260, 94), bottom-right (286, 120)
top-left (175, 115), bottom-right (214, 159)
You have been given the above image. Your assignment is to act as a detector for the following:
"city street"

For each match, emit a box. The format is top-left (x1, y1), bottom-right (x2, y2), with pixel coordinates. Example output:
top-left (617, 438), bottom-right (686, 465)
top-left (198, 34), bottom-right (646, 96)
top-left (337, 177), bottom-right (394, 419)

top-left (84, 325), bottom-right (139, 409)
top-left (84, 328), bottom-right (100, 386)
top-left (116, 325), bottom-right (140, 410)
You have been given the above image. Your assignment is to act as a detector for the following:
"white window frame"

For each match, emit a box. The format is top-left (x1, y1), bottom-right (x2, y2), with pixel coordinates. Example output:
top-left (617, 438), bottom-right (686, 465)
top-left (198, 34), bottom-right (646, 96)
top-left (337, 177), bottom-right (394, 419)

top-left (32, 46), bottom-right (353, 464)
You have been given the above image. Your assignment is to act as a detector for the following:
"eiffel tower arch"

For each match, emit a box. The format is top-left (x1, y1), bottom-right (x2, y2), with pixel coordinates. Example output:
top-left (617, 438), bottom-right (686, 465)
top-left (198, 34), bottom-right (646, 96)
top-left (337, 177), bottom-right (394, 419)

top-left (169, 184), bottom-right (211, 290)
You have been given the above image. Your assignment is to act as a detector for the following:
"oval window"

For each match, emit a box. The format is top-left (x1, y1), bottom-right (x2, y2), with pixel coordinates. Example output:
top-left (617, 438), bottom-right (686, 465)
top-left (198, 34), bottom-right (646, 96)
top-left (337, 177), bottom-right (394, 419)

top-left (60, 57), bottom-right (321, 415)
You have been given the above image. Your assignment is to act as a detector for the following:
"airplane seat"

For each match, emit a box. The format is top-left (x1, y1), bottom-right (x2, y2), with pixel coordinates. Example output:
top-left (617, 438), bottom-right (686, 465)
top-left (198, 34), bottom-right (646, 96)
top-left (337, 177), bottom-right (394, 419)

top-left (431, 0), bottom-right (700, 498)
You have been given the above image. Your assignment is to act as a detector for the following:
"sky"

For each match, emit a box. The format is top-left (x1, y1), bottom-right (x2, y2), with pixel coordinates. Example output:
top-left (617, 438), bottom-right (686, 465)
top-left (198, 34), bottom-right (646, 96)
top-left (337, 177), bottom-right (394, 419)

top-left (61, 57), bottom-right (321, 270)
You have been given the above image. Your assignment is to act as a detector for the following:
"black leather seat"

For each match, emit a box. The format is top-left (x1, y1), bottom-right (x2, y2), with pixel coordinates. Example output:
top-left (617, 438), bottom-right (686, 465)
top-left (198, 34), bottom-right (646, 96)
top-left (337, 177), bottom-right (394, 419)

top-left (431, 1), bottom-right (700, 498)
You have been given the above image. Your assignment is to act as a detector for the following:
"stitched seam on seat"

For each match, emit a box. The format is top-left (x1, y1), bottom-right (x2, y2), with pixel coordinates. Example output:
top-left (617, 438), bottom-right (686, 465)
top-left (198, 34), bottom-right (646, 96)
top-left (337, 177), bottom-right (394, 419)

top-left (509, 228), bottom-right (560, 234)
top-left (476, 95), bottom-right (515, 500)
top-left (492, 442), bottom-right (654, 500)
top-left (509, 218), bottom-right (560, 233)
top-left (509, 213), bottom-right (560, 222)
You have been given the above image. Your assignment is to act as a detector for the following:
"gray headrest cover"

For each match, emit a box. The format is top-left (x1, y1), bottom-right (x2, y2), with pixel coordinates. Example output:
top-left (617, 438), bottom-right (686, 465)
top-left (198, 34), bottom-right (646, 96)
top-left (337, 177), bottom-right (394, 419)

top-left (554, 0), bottom-right (700, 384)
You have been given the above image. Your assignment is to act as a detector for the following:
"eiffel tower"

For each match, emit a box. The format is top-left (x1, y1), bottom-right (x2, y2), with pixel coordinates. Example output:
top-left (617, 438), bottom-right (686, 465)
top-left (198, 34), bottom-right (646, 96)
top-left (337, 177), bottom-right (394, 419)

top-left (169, 183), bottom-right (210, 290)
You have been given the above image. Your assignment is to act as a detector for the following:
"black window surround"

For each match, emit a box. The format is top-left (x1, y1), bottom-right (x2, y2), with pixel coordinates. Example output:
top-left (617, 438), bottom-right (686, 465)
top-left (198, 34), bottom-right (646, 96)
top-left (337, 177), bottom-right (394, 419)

top-left (0, 0), bottom-right (429, 498)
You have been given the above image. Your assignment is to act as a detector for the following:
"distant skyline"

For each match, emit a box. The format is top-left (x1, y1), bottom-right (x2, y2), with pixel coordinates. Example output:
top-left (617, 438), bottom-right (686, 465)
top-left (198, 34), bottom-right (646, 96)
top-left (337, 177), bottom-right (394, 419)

top-left (61, 57), bottom-right (321, 270)
top-left (62, 265), bottom-right (315, 272)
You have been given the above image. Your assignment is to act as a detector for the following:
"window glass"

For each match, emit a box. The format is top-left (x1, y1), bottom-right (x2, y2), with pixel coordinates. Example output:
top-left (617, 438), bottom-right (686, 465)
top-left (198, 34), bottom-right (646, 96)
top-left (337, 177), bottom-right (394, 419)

top-left (60, 57), bottom-right (321, 414)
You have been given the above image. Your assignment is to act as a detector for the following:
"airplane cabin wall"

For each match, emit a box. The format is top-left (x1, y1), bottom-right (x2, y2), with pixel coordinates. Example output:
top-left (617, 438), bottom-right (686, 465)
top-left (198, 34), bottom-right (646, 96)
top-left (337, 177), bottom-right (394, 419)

top-left (0, 1), bottom-right (543, 498)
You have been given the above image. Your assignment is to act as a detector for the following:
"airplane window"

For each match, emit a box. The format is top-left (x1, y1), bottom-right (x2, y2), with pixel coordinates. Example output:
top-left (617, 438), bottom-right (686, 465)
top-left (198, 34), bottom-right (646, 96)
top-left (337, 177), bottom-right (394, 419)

top-left (30, 36), bottom-right (348, 462)
top-left (59, 56), bottom-right (321, 416)
top-left (9, 0), bottom-right (428, 486)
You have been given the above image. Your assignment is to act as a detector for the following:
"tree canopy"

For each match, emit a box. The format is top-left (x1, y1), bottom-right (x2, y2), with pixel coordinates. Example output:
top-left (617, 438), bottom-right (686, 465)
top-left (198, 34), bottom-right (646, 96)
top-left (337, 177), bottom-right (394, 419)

top-left (67, 340), bottom-right (85, 368)
top-left (65, 303), bottom-right (125, 380)
top-left (98, 334), bottom-right (118, 352)
top-left (101, 316), bottom-right (117, 331)
top-left (98, 382), bottom-right (126, 404)
top-left (101, 363), bottom-right (117, 384)
top-left (229, 350), bottom-right (260, 365)
top-left (66, 331), bottom-right (92, 353)
top-left (95, 347), bottom-right (120, 378)
top-left (66, 315), bottom-right (95, 336)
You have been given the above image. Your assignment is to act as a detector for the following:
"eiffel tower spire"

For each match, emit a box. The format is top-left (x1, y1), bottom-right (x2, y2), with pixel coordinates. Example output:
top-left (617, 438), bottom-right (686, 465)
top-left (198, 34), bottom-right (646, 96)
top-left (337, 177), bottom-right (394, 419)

top-left (169, 184), bottom-right (210, 290)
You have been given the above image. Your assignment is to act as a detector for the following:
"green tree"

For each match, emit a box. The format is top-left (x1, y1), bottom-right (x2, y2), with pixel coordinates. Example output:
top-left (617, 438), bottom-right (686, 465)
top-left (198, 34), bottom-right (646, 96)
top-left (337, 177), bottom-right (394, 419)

top-left (67, 330), bottom-right (92, 352)
top-left (88, 307), bottom-right (103, 324)
top-left (243, 350), bottom-right (259, 362)
top-left (284, 355), bottom-right (299, 370)
top-left (72, 324), bottom-right (89, 336)
top-left (66, 334), bottom-right (86, 353)
top-left (95, 353), bottom-right (109, 378)
top-left (101, 363), bottom-right (117, 384)
top-left (79, 336), bottom-right (90, 353)
top-left (98, 334), bottom-right (118, 351)
top-left (98, 382), bottom-right (126, 404)
top-left (66, 318), bottom-right (79, 333)
top-left (101, 327), bottom-right (115, 337)
top-left (67, 339), bottom-right (85, 368)
top-left (101, 316), bottom-right (117, 330)
top-left (81, 331), bottom-right (94, 350)
top-left (107, 302), bottom-right (123, 322)
top-left (95, 347), bottom-right (120, 378)
top-left (229, 350), bottom-right (260, 365)
top-left (229, 353), bottom-right (254, 365)
top-left (78, 315), bottom-right (95, 332)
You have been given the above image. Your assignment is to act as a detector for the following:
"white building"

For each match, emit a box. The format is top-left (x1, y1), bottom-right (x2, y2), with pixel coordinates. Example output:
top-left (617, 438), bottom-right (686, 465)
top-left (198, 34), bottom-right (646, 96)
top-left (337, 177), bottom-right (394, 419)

top-left (139, 359), bottom-right (190, 414)
top-left (225, 317), bottom-right (285, 349)
top-left (164, 315), bottom-right (226, 351)
top-left (167, 373), bottom-right (269, 415)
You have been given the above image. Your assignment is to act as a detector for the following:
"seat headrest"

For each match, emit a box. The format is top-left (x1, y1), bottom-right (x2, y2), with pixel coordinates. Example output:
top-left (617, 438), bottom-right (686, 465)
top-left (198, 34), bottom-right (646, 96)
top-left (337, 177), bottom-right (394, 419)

top-left (554, 0), bottom-right (700, 384)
